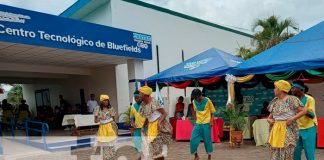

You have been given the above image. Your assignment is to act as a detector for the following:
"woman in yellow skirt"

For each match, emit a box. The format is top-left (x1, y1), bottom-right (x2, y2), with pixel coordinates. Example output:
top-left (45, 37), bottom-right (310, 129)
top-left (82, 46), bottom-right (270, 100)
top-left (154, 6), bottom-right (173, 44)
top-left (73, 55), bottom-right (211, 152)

top-left (94, 94), bottom-right (118, 160)
top-left (267, 80), bottom-right (307, 160)
top-left (139, 86), bottom-right (173, 160)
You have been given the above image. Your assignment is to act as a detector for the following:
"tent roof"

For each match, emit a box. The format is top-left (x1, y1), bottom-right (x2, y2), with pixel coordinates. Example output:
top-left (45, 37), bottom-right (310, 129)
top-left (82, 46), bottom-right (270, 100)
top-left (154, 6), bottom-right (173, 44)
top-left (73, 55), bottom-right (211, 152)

top-left (232, 21), bottom-right (324, 75)
top-left (145, 48), bottom-right (243, 83)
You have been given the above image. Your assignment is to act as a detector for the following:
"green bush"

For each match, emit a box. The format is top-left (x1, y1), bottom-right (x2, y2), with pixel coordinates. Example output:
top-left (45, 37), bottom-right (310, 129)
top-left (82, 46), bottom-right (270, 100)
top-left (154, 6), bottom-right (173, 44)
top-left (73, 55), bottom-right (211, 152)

top-left (220, 105), bottom-right (247, 131)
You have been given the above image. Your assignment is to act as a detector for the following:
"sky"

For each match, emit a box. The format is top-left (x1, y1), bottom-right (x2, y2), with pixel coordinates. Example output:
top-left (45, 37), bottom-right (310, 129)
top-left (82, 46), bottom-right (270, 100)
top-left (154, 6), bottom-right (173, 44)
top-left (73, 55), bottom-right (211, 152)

top-left (0, 0), bottom-right (77, 15)
top-left (0, 0), bottom-right (324, 32)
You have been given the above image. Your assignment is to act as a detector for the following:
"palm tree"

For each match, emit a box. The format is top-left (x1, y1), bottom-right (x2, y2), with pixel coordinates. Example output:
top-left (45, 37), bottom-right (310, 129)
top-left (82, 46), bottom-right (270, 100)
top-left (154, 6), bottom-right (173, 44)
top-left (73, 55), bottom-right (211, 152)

top-left (7, 84), bottom-right (23, 106)
top-left (237, 46), bottom-right (254, 60)
top-left (237, 15), bottom-right (299, 59)
top-left (252, 15), bottom-right (298, 52)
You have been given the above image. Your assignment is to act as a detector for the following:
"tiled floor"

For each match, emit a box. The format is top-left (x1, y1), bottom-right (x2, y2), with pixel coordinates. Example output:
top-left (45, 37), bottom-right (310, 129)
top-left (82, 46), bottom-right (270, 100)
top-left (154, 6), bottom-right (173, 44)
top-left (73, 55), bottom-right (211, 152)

top-left (14, 140), bottom-right (324, 160)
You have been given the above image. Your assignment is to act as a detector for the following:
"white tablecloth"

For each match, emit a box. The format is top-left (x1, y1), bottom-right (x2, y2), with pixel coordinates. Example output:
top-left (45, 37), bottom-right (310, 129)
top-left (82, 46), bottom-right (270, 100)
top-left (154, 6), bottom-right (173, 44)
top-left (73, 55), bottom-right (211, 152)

top-left (62, 114), bottom-right (99, 127)
top-left (243, 117), bottom-right (251, 139)
top-left (252, 119), bottom-right (270, 146)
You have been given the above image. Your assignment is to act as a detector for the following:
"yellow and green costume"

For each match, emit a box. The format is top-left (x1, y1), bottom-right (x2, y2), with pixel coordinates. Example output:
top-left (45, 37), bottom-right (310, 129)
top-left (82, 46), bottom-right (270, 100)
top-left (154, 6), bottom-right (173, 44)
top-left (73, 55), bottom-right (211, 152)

top-left (268, 95), bottom-right (300, 160)
top-left (97, 107), bottom-right (118, 143)
top-left (130, 102), bottom-right (146, 152)
top-left (190, 97), bottom-right (216, 154)
top-left (95, 106), bottom-right (118, 160)
top-left (293, 94), bottom-right (317, 160)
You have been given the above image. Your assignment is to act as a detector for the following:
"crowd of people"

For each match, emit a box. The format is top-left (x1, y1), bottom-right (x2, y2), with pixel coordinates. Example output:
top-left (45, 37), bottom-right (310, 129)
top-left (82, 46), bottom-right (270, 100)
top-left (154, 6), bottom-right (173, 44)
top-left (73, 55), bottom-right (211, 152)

top-left (0, 79), bottom-right (318, 160)
top-left (0, 99), bottom-right (31, 126)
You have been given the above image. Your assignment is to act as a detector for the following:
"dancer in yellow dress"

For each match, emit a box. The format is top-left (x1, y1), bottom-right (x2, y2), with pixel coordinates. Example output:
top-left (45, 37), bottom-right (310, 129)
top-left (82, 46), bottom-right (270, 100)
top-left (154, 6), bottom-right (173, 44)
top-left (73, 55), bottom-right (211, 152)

top-left (139, 86), bottom-right (172, 160)
top-left (94, 94), bottom-right (118, 160)
top-left (267, 80), bottom-right (306, 160)
top-left (130, 90), bottom-right (146, 159)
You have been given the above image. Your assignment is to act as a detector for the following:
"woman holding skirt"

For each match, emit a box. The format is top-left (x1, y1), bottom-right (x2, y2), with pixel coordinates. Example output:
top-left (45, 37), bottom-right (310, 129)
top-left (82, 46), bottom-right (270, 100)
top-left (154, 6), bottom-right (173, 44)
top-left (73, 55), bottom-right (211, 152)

top-left (139, 86), bottom-right (173, 160)
top-left (94, 94), bottom-right (118, 160)
top-left (267, 80), bottom-right (306, 160)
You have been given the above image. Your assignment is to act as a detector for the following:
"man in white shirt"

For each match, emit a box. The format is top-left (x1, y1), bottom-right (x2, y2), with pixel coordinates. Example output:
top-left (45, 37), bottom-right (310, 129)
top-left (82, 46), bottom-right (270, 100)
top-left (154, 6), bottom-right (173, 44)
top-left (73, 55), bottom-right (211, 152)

top-left (87, 94), bottom-right (98, 114)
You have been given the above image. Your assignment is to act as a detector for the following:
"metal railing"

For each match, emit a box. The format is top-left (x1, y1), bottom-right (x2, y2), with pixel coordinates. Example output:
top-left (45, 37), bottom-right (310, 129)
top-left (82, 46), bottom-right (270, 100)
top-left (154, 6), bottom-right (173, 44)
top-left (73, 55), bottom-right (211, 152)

top-left (0, 116), bottom-right (49, 149)
top-left (24, 120), bottom-right (49, 149)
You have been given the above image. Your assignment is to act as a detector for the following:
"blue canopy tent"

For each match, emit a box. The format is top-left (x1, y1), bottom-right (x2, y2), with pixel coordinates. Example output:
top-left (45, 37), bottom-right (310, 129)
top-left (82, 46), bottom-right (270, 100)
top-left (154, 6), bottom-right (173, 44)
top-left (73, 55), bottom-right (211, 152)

top-left (145, 48), bottom-right (243, 83)
top-left (231, 21), bottom-right (324, 75)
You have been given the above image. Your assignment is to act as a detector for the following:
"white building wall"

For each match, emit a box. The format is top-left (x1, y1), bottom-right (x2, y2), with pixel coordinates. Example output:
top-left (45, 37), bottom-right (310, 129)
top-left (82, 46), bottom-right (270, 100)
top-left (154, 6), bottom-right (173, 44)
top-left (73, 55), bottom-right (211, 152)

top-left (110, 0), bottom-right (251, 77)
top-left (109, 0), bottom-right (252, 117)
top-left (306, 82), bottom-right (324, 118)
top-left (20, 65), bottom-right (119, 118)
top-left (81, 1), bottom-right (112, 26)
top-left (67, 0), bottom-right (252, 116)
top-left (22, 84), bottom-right (63, 116)
top-left (61, 65), bottom-right (119, 117)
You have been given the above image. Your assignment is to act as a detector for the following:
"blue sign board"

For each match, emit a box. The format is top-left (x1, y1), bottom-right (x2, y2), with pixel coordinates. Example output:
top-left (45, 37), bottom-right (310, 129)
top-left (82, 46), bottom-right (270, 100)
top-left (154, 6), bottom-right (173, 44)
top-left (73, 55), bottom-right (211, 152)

top-left (240, 83), bottom-right (273, 115)
top-left (0, 4), bottom-right (152, 60)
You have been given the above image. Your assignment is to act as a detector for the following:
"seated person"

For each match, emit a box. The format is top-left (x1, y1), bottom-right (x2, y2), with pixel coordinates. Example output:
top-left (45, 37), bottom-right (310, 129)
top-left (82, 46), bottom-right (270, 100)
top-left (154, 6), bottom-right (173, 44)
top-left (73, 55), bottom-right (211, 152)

top-left (17, 99), bottom-right (31, 124)
top-left (260, 101), bottom-right (270, 118)
top-left (53, 105), bottom-right (63, 129)
top-left (186, 97), bottom-right (194, 119)
top-left (174, 96), bottom-right (184, 119)
top-left (71, 104), bottom-right (81, 114)
top-left (2, 99), bottom-right (14, 124)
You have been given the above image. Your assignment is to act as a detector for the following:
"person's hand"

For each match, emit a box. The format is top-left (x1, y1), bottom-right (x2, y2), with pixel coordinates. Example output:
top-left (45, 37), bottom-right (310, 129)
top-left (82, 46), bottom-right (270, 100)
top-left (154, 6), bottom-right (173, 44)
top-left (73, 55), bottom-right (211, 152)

top-left (158, 121), bottom-right (163, 131)
top-left (210, 120), bottom-right (214, 126)
top-left (141, 127), bottom-right (146, 136)
top-left (267, 118), bottom-right (275, 125)
top-left (286, 117), bottom-right (294, 126)
top-left (131, 121), bottom-right (135, 128)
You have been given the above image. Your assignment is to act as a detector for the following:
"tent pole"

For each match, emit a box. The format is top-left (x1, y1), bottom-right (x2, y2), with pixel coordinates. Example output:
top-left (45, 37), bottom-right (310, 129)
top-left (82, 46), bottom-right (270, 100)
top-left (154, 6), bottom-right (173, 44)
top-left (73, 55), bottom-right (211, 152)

top-left (182, 49), bottom-right (187, 97)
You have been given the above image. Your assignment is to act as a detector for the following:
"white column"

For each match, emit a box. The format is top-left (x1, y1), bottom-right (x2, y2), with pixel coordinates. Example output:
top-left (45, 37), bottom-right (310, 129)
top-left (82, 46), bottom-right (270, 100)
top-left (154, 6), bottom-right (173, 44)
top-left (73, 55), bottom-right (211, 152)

top-left (127, 59), bottom-right (144, 102)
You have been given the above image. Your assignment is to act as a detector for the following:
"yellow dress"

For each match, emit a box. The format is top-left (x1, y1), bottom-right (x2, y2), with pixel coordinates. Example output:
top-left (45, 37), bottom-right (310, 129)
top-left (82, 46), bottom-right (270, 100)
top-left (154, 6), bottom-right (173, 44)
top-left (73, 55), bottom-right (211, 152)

top-left (97, 107), bottom-right (117, 143)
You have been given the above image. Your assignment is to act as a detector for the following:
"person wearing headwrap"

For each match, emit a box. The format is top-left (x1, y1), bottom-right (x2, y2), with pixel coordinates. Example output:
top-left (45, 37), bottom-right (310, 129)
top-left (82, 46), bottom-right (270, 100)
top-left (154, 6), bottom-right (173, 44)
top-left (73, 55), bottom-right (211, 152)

top-left (190, 89), bottom-right (216, 160)
top-left (267, 80), bottom-right (307, 160)
top-left (291, 80), bottom-right (317, 160)
top-left (93, 94), bottom-right (118, 160)
top-left (138, 86), bottom-right (172, 160)
top-left (130, 90), bottom-right (146, 159)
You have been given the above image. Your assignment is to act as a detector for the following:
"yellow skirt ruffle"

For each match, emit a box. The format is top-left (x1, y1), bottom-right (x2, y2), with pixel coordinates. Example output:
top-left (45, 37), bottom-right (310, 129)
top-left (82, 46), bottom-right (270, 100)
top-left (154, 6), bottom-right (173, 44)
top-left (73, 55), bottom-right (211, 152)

top-left (268, 121), bottom-right (286, 148)
top-left (97, 123), bottom-right (117, 143)
top-left (148, 120), bottom-right (159, 142)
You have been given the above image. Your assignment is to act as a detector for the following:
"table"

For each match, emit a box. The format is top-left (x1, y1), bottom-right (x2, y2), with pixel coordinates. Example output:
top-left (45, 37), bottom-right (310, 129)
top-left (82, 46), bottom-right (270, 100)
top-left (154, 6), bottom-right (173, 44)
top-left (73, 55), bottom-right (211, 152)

top-left (170, 117), bottom-right (177, 138)
top-left (252, 119), bottom-right (269, 146)
top-left (317, 118), bottom-right (324, 148)
top-left (62, 114), bottom-right (99, 136)
top-left (175, 118), bottom-right (224, 143)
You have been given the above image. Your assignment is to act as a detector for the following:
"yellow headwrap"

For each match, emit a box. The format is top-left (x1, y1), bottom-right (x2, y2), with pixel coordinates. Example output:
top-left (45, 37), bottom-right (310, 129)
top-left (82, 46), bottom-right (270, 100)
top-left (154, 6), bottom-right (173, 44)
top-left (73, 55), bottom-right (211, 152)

top-left (139, 86), bottom-right (152, 96)
top-left (100, 94), bottom-right (109, 101)
top-left (274, 80), bottom-right (291, 93)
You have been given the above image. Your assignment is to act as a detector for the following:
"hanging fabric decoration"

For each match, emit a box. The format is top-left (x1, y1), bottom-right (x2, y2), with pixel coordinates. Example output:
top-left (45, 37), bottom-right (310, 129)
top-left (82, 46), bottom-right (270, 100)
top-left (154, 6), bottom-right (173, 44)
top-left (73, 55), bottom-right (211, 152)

top-left (168, 80), bottom-right (192, 89)
top-left (198, 76), bottom-right (221, 85)
top-left (225, 74), bottom-right (236, 105)
top-left (236, 75), bottom-right (255, 83)
top-left (238, 79), bottom-right (260, 88)
top-left (306, 69), bottom-right (324, 77)
top-left (303, 78), bottom-right (324, 84)
top-left (265, 71), bottom-right (296, 80)
top-left (225, 74), bottom-right (255, 106)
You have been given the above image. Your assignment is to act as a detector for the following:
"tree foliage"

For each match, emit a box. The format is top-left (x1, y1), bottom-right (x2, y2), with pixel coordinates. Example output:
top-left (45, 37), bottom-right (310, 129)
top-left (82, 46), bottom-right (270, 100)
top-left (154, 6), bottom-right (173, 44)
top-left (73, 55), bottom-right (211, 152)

top-left (238, 15), bottom-right (299, 59)
top-left (7, 84), bottom-right (23, 106)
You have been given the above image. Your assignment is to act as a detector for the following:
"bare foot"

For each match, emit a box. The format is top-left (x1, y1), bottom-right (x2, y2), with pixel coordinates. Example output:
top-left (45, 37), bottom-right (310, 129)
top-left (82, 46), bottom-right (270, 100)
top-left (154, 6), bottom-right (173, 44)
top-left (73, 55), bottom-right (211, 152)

top-left (194, 153), bottom-right (200, 160)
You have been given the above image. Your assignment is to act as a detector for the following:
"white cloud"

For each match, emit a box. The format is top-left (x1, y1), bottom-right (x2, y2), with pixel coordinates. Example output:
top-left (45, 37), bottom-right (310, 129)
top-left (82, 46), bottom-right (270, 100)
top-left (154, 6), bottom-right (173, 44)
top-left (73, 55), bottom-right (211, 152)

top-left (141, 0), bottom-right (324, 31)
top-left (1, 0), bottom-right (323, 31)
top-left (0, 0), bottom-right (77, 15)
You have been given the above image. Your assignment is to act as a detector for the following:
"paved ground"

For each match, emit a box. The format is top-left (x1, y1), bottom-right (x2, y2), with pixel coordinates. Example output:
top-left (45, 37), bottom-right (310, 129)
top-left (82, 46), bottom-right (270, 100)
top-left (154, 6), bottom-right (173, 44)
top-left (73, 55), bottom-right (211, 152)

top-left (11, 140), bottom-right (324, 160)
